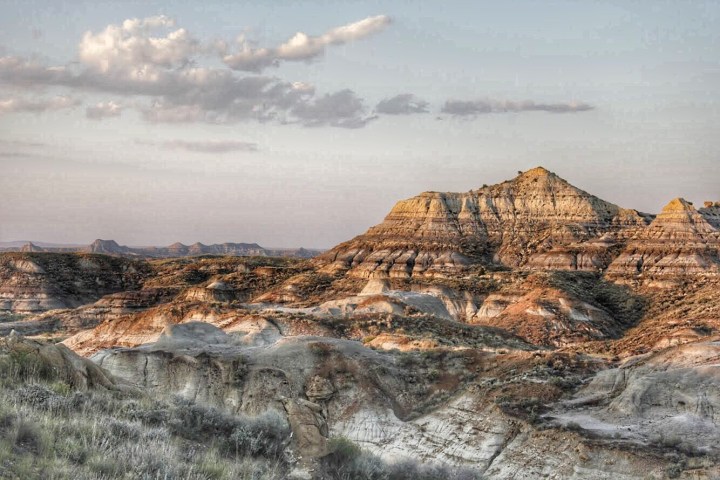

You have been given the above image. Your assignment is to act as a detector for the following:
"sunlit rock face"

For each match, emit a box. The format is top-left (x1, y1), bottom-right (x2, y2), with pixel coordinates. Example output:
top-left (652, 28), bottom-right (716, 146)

top-left (316, 167), bottom-right (650, 278)
top-left (607, 197), bottom-right (720, 282)
top-left (4, 167), bottom-right (720, 478)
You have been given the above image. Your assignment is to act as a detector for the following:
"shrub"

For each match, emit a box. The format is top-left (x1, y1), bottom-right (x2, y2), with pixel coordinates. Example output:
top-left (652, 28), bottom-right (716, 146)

top-left (49, 380), bottom-right (72, 396)
top-left (309, 341), bottom-right (335, 357)
top-left (14, 419), bottom-right (45, 453)
top-left (169, 401), bottom-right (236, 439)
top-left (225, 410), bottom-right (290, 459)
top-left (318, 437), bottom-right (485, 480)
top-left (386, 460), bottom-right (484, 480)
top-left (15, 384), bottom-right (57, 406)
top-left (105, 418), bottom-right (143, 442)
top-left (6, 350), bottom-right (58, 382)
top-left (397, 353), bottom-right (417, 368)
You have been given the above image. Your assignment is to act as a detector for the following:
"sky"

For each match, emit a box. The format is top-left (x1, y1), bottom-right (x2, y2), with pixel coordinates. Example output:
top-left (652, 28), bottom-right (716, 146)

top-left (1, 0), bottom-right (719, 248)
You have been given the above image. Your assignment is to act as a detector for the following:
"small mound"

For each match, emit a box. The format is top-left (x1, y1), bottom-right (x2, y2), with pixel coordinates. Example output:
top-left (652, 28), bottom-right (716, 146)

top-left (153, 321), bottom-right (230, 350)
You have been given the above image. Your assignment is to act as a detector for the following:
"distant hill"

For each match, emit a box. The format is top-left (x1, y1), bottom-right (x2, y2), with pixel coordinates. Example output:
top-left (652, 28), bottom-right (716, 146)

top-left (0, 239), bottom-right (323, 259)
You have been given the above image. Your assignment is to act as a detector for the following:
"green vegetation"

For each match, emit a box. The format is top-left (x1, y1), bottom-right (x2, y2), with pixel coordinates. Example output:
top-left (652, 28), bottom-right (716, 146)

top-left (547, 271), bottom-right (647, 328)
top-left (0, 313), bottom-right (28, 324)
top-left (0, 338), bottom-right (488, 479)
top-left (0, 340), bottom-right (291, 479)
top-left (317, 437), bottom-right (484, 480)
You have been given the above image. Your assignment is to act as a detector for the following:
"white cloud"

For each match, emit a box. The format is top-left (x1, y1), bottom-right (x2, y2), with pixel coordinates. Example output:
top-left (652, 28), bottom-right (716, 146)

top-left (78, 15), bottom-right (200, 73)
top-left (0, 95), bottom-right (80, 114)
top-left (0, 56), bottom-right (73, 85)
top-left (86, 100), bottom-right (123, 119)
top-left (0, 15), bottom-right (393, 128)
top-left (224, 15), bottom-right (391, 71)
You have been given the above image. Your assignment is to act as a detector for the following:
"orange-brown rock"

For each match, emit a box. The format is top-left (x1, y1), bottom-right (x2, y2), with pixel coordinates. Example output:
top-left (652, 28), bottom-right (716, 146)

top-left (316, 167), bottom-right (650, 278)
top-left (607, 198), bottom-right (720, 282)
top-left (0, 253), bottom-right (149, 313)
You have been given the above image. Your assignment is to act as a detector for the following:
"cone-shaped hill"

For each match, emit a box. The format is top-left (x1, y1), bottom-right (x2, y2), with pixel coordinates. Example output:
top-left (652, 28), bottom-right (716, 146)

top-left (607, 197), bottom-right (720, 280)
top-left (316, 167), bottom-right (652, 278)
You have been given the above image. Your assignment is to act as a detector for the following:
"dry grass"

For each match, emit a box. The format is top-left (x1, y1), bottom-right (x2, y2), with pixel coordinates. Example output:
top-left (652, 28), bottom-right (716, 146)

top-left (0, 343), bottom-right (292, 480)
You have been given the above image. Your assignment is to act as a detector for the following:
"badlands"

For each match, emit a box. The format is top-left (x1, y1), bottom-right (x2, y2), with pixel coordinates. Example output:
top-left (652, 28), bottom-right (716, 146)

top-left (1, 167), bottom-right (719, 479)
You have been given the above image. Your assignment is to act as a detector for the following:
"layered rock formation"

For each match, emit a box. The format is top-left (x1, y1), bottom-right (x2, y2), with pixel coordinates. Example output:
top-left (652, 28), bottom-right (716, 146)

top-left (317, 167), bottom-right (650, 278)
top-left (3, 166), bottom-right (720, 478)
top-left (3, 240), bottom-right (322, 259)
top-left (89, 321), bottom-right (720, 478)
top-left (549, 341), bottom-right (720, 463)
top-left (183, 280), bottom-right (237, 303)
top-left (0, 253), bottom-right (149, 313)
top-left (19, 242), bottom-right (45, 253)
top-left (144, 241), bottom-right (268, 257)
top-left (700, 201), bottom-right (720, 229)
top-left (85, 239), bottom-right (134, 255)
top-left (607, 198), bottom-right (720, 282)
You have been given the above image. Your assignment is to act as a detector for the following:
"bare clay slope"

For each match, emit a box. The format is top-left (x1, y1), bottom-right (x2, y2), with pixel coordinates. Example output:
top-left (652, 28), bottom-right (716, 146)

top-left (92, 321), bottom-right (720, 479)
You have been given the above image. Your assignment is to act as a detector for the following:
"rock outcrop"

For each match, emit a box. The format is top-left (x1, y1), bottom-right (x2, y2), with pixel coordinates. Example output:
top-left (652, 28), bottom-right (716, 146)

top-left (0, 253), bottom-right (149, 313)
top-left (317, 167), bottom-right (650, 278)
top-left (20, 242), bottom-right (45, 253)
top-left (549, 341), bottom-right (720, 461)
top-left (3, 240), bottom-right (322, 259)
top-left (472, 287), bottom-right (619, 347)
top-left (700, 201), bottom-right (720, 229)
top-left (85, 239), bottom-right (134, 255)
top-left (184, 280), bottom-right (237, 303)
top-left (607, 198), bottom-right (720, 282)
top-left (89, 322), bottom-right (719, 478)
top-left (1, 331), bottom-right (119, 390)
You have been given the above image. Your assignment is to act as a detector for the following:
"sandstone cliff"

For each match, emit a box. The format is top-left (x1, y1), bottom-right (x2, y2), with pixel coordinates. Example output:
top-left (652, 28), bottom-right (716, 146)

top-left (607, 198), bottom-right (720, 283)
top-left (317, 167), bottom-right (650, 278)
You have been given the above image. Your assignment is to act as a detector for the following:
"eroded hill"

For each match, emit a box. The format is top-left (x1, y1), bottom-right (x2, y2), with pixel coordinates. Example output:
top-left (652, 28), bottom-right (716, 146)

top-left (1, 167), bottom-right (719, 479)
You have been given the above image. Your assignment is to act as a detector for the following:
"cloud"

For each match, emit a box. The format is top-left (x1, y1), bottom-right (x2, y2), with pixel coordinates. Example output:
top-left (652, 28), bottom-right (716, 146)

top-left (78, 15), bottom-right (201, 73)
top-left (0, 95), bottom-right (80, 114)
top-left (0, 56), bottom-right (76, 86)
top-left (0, 15), bottom-right (390, 129)
top-left (86, 100), bottom-right (123, 119)
top-left (136, 76), bottom-right (318, 124)
top-left (223, 15), bottom-right (391, 72)
top-left (0, 53), bottom-right (325, 124)
top-left (441, 99), bottom-right (594, 116)
top-left (291, 89), bottom-right (375, 128)
top-left (138, 139), bottom-right (258, 153)
top-left (375, 93), bottom-right (428, 115)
